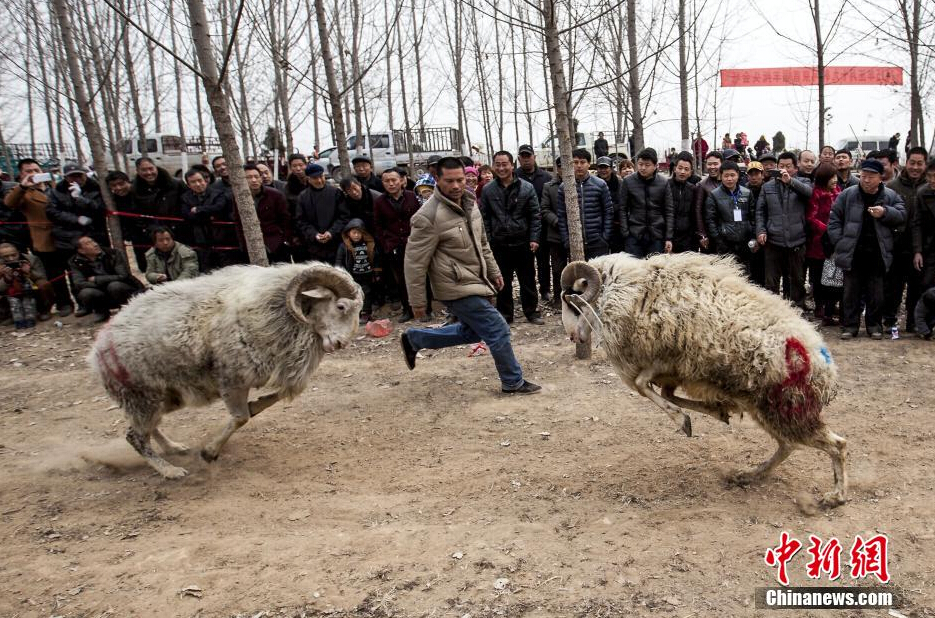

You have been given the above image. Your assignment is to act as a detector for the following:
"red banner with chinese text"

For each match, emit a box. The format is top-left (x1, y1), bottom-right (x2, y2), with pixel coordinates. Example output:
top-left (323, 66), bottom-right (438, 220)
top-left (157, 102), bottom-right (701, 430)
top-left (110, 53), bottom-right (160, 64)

top-left (720, 66), bottom-right (903, 87)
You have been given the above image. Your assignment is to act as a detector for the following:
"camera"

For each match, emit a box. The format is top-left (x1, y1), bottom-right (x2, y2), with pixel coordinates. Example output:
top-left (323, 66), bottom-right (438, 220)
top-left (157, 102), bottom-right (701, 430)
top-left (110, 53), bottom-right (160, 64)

top-left (2, 259), bottom-right (24, 270)
top-left (31, 172), bottom-right (52, 183)
top-left (768, 169), bottom-right (781, 180)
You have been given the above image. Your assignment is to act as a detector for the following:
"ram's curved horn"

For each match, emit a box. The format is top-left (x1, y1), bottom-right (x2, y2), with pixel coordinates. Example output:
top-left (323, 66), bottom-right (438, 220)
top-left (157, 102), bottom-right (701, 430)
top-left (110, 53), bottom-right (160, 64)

top-left (285, 266), bottom-right (360, 323)
top-left (560, 261), bottom-right (601, 304)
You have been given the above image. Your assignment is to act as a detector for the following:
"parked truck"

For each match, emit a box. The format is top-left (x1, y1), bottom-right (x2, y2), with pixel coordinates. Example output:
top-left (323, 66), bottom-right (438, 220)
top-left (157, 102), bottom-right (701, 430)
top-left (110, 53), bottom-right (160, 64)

top-left (119, 134), bottom-right (224, 176)
top-left (534, 130), bottom-right (630, 169)
top-left (326, 126), bottom-right (464, 178)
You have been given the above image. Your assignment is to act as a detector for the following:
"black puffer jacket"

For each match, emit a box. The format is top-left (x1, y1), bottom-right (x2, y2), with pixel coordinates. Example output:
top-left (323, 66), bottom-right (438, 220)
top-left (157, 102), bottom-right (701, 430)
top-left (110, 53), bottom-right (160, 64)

top-left (620, 172), bottom-right (668, 241)
top-left (887, 171), bottom-right (926, 253)
top-left (538, 179), bottom-right (563, 244)
top-left (754, 177), bottom-right (812, 248)
top-left (556, 175), bottom-right (614, 249)
top-left (665, 179), bottom-right (701, 248)
top-left (827, 184), bottom-right (906, 271)
top-left (47, 178), bottom-right (108, 250)
top-left (914, 185), bottom-right (935, 259)
top-left (704, 184), bottom-right (755, 249)
top-left (480, 176), bottom-right (541, 247)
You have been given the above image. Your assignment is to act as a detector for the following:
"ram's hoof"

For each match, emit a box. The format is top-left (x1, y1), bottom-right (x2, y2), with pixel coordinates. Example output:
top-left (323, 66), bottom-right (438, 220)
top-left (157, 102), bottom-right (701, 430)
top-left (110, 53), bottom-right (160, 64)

top-left (681, 415), bottom-right (692, 437)
top-left (200, 448), bottom-right (218, 463)
top-left (819, 490), bottom-right (846, 509)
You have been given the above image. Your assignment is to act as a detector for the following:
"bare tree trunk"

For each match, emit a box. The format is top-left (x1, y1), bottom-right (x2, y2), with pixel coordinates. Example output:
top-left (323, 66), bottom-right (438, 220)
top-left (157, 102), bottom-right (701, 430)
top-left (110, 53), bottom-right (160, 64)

top-left (626, 0), bottom-right (644, 153)
top-left (269, 0), bottom-right (294, 154)
top-left (471, 18), bottom-right (493, 163)
top-left (314, 0), bottom-right (351, 174)
top-left (51, 16), bottom-right (66, 159)
top-left (810, 0), bottom-right (825, 149)
top-left (34, 5), bottom-right (58, 156)
top-left (110, 14), bottom-right (130, 171)
top-left (194, 68), bottom-right (206, 152)
top-left (494, 16), bottom-right (505, 150)
top-left (304, 0), bottom-right (321, 150)
top-left (542, 0), bottom-right (588, 359)
top-left (541, 39), bottom-right (555, 162)
top-left (443, 0), bottom-right (468, 154)
top-left (900, 0), bottom-right (924, 148)
top-left (122, 0), bottom-right (148, 156)
top-left (25, 3), bottom-right (37, 156)
top-left (678, 0), bottom-right (690, 151)
top-left (522, 11), bottom-right (534, 148)
top-left (50, 0), bottom-right (123, 247)
top-left (268, 0), bottom-right (285, 155)
top-left (511, 9), bottom-right (521, 149)
top-left (80, 2), bottom-right (120, 170)
top-left (614, 10), bottom-right (625, 148)
top-left (351, 0), bottom-right (364, 147)
top-left (412, 0), bottom-right (425, 137)
top-left (143, 0), bottom-right (161, 132)
top-left (396, 15), bottom-right (415, 170)
top-left (186, 0), bottom-right (268, 265)
top-left (383, 0), bottom-right (395, 136)
top-left (168, 0), bottom-right (187, 163)
top-left (333, 0), bottom-right (352, 139)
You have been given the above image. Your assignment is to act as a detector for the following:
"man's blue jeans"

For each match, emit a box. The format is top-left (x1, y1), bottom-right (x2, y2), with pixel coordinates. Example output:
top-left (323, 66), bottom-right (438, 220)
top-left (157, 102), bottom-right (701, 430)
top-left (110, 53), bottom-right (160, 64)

top-left (405, 295), bottom-right (524, 390)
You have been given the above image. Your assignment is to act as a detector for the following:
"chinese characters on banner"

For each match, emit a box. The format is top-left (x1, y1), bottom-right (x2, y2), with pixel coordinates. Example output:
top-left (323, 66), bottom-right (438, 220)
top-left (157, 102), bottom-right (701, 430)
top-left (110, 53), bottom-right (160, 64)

top-left (765, 533), bottom-right (889, 586)
top-left (720, 67), bottom-right (903, 87)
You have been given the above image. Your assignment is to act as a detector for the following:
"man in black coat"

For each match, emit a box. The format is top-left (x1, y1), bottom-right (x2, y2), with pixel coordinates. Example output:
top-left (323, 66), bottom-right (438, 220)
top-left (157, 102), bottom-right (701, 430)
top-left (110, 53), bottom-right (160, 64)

top-left (46, 163), bottom-right (109, 252)
top-left (295, 163), bottom-right (349, 263)
top-left (827, 159), bottom-right (906, 339)
top-left (620, 147), bottom-right (667, 258)
top-left (67, 235), bottom-right (142, 322)
top-left (664, 152), bottom-right (702, 253)
top-left (481, 151), bottom-right (543, 325)
top-left (595, 156), bottom-right (625, 253)
top-left (352, 155), bottom-right (385, 194)
top-left (515, 143), bottom-right (553, 301)
top-left (593, 132), bottom-right (609, 159)
top-left (755, 151), bottom-right (812, 310)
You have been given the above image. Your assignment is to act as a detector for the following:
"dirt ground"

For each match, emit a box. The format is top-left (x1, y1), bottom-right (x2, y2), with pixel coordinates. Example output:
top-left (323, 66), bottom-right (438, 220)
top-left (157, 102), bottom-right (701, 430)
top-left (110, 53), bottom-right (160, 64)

top-left (1, 303), bottom-right (934, 618)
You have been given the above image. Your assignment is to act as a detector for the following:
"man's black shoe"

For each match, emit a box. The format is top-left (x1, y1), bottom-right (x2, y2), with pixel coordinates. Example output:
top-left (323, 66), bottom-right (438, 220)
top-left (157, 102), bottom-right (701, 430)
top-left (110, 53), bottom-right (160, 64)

top-left (74, 306), bottom-right (90, 317)
top-left (92, 311), bottom-right (110, 323)
top-left (400, 332), bottom-right (417, 370)
top-left (502, 380), bottom-right (542, 395)
top-left (527, 315), bottom-right (545, 325)
top-left (397, 311), bottom-right (414, 323)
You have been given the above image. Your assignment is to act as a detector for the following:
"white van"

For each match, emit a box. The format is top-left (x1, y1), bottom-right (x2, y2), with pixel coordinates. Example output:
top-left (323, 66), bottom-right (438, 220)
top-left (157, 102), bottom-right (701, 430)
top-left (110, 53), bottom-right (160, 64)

top-left (833, 135), bottom-right (893, 161)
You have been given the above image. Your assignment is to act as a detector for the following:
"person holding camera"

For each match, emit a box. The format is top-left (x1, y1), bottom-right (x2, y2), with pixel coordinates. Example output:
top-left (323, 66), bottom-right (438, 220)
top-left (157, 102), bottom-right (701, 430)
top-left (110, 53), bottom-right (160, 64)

top-left (4, 158), bottom-right (76, 316)
top-left (67, 236), bottom-right (142, 323)
top-left (0, 242), bottom-right (55, 328)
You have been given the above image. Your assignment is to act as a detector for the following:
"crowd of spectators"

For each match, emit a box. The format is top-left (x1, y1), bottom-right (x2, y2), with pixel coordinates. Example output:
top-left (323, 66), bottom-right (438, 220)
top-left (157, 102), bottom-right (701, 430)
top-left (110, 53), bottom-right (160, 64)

top-left (3, 142), bottom-right (934, 341)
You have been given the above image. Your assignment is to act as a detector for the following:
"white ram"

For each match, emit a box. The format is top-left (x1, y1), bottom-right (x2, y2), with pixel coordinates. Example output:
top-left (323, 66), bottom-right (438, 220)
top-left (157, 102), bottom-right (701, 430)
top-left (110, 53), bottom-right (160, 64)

top-left (89, 262), bottom-right (363, 478)
top-left (561, 252), bottom-right (847, 507)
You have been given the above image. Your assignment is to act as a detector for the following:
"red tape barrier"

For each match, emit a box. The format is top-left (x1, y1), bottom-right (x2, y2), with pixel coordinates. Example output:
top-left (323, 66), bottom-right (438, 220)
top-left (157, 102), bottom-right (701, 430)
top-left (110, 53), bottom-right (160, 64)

top-left (108, 210), bottom-right (237, 225)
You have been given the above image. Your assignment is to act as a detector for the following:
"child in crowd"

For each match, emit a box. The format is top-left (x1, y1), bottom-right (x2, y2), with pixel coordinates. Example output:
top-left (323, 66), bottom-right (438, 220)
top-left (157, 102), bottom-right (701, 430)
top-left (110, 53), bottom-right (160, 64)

top-left (414, 174), bottom-right (436, 205)
top-left (335, 218), bottom-right (379, 324)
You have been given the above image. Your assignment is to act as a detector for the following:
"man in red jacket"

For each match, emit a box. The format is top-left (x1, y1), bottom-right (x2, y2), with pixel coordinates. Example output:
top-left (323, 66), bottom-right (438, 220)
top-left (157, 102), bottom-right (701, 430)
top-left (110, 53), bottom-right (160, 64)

top-left (237, 164), bottom-right (294, 263)
top-left (374, 167), bottom-right (431, 322)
